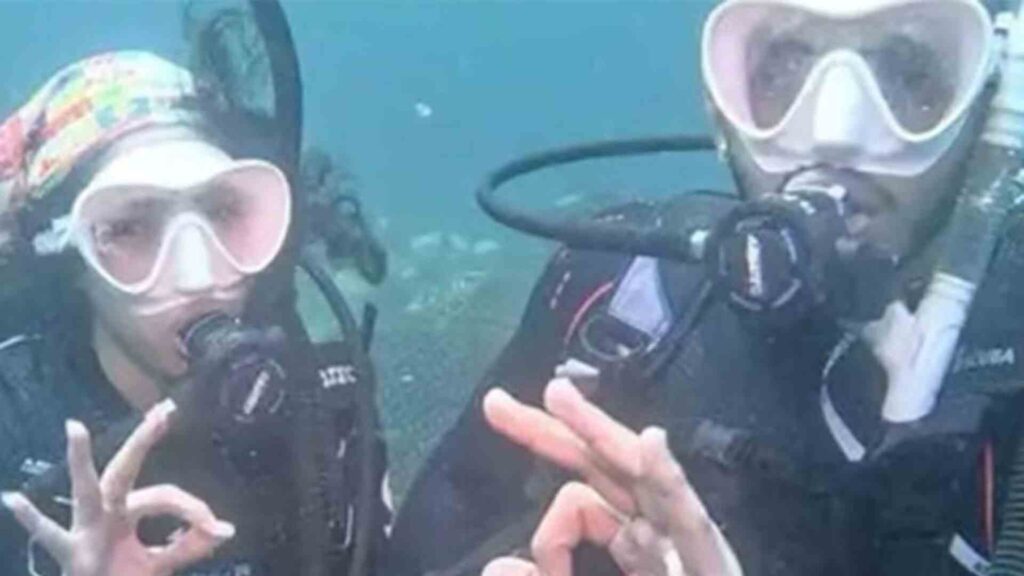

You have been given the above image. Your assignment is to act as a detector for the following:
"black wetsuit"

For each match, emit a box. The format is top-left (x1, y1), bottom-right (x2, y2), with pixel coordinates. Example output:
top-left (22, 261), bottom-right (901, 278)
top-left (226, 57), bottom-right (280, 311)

top-left (0, 309), bottom-right (390, 576)
top-left (389, 193), bottom-right (1024, 576)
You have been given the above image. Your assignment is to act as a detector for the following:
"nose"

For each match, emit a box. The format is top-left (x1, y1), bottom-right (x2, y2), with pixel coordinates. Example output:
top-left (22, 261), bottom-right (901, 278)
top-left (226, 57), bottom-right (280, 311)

top-left (170, 224), bottom-right (215, 293)
top-left (812, 62), bottom-right (872, 160)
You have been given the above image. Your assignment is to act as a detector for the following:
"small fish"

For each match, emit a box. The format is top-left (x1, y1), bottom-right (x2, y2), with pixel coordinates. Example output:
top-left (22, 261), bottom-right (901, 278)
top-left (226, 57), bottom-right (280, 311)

top-left (555, 194), bottom-right (583, 208)
top-left (448, 233), bottom-right (470, 252)
top-left (451, 270), bottom-right (486, 294)
top-left (472, 239), bottom-right (501, 256)
top-left (410, 232), bottom-right (443, 252)
top-left (415, 102), bottom-right (433, 118)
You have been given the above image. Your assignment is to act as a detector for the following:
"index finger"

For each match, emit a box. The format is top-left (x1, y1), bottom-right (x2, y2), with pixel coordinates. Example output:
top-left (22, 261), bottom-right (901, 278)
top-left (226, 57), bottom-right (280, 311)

top-left (1, 492), bottom-right (72, 564)
top-left (483, 389), bottom-right (635, 513)
top-left (99, 400), bottom-right (176, 512)
top-left (483, 389), bottom-right (591, 474)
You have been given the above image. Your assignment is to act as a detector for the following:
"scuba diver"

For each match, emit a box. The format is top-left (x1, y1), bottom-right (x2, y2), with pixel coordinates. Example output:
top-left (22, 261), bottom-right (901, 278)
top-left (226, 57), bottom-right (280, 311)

top-left (300, 147), bottom-right (388, 286)
top-left (0, 6), bottom-right (392, 574)
top-left (389, 0), bottom-right (1024, 574)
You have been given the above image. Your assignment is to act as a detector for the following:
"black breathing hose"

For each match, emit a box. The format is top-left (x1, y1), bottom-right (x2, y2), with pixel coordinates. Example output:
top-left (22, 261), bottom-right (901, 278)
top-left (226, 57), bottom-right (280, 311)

top-left (476, 134), bottom-right (716, 262)
top-left (990, 396), bottom-right (1024, 575)
top-left (991, 428), bottom-right (1024, 575)
top-left (298, 253), bottom-right (380, 576)
top-left (249, 0), bottom-right (305, 267)
top-left (967, 2), bottom-right (1024, 572)
top-left (248, 4), bottom-right (350, 576)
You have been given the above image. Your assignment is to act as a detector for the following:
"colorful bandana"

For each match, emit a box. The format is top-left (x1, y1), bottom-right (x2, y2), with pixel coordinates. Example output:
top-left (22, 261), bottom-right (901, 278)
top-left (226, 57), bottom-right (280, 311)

top-left (0, 51), bottom-right (201, 256)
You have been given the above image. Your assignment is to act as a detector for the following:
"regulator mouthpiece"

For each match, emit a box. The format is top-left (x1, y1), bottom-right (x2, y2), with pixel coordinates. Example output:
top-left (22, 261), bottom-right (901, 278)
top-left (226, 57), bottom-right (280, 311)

top-left (178, 311), bottom-right (290, 472)
top-left (707, 167), bottom-right (899, 327)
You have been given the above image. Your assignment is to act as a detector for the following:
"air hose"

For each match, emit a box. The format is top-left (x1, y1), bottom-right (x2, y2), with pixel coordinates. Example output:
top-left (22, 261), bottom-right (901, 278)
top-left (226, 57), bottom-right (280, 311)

top-left (991, 422), bottom-right (1024, 575)
top-left (974, 3), bottom-right (1024, 574)
top-left (476, 134), bottom-right (717, 262)
top-left (246, 5), bottom-right (345, 576)
top-left (298, 252), bottom-right (380, 576)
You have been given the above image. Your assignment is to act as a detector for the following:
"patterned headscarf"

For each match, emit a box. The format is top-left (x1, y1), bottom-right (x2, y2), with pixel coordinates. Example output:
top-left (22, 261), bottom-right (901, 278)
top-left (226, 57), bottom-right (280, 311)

top-left (0, 51), bottom-right (202, 257)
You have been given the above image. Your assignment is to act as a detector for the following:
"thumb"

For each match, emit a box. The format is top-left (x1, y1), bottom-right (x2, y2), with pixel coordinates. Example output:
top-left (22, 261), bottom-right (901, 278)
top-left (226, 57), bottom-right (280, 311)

top-left (126, 484), bottom-right (235, 574)
top-left (151, 520), bottom-right (235, 574)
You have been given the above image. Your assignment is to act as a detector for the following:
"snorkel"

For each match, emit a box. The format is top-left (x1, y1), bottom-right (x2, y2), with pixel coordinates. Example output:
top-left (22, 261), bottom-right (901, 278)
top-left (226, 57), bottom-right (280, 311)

top-left (872, 4), bottom-right (1024, 422)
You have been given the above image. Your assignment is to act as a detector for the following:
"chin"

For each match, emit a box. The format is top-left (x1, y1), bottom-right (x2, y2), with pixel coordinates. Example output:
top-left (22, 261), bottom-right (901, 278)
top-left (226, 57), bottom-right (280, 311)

top-left (162, 352), bottom-right (190, 379)
top-left (857, 216), bottom-right (916, 260)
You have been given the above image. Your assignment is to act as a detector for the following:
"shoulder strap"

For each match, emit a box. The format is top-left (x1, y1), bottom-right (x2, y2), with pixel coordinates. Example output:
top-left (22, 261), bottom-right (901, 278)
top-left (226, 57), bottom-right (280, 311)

top-left (0, 334), bottom-right (63, 485)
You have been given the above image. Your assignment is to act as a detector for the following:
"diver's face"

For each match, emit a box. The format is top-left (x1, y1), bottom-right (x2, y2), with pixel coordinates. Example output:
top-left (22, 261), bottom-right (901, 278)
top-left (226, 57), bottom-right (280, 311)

top-left (82, 200), bottom-right (252, 384)
top-left (705, 0), bottom-right (993, 258)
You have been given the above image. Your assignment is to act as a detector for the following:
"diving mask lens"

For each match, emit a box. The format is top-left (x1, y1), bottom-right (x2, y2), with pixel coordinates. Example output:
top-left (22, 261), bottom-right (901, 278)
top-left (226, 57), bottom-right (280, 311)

top-left (72, 165), bottom-right (291, 293)
top-left (704, 1), bottom-right (991, 137)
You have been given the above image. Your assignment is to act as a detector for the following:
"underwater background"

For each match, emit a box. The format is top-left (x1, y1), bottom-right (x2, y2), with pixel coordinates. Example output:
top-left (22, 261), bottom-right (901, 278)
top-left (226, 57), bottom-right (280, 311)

top-left (0, 0), bottom-right (729, 500)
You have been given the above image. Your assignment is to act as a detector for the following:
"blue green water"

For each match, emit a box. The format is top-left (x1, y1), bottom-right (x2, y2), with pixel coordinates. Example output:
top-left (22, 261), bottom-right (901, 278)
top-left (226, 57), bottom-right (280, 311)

top-left (0, 0), bottom-right (730, 497)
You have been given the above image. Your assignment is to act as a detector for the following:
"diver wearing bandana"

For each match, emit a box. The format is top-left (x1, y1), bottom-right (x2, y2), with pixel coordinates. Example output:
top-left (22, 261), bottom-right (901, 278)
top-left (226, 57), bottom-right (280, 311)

top-left (0, 49), bottom-right (392, 576)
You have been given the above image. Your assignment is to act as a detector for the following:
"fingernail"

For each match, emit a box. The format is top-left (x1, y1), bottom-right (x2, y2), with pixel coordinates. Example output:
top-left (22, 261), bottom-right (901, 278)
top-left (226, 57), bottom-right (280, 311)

top-left (211, 520), bottom-right (236, 539)
top-left (149, 399), bottom-right (176, 421)
top-left (486, 388), bottom-right (511, 402)
top-left (549, 376), bottom-right (580, 398)
top-left (65, 419), bottom-right (86, 437)
top-left (483, 388), bottom-right (513, 410)
top-left (159, 398), bottom-right (177, 416)
top-left (544, 377), bottom-right (579, 412)
top-left (641, 426), bottom-right (670, 449)
top-left (1, 492), bottom-right (19, 509)
top-left (545, 377), bottom-right (569, 396)
top-left (482, 388), bottom-right (512, 420)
